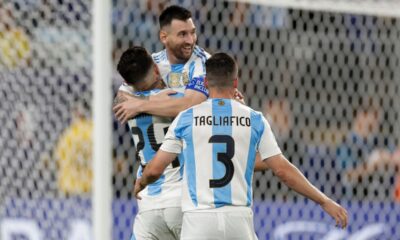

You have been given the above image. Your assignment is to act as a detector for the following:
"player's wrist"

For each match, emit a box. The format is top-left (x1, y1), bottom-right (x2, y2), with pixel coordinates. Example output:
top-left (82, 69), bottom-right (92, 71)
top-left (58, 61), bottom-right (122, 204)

top-left (317, 195), bottom-right (330, 206)
top-left (139, 178), bottom-right (147, 189)
top-left (139, 95), bottom-right (150, 100)
top-left (137, 100), bottom-right (147, 113)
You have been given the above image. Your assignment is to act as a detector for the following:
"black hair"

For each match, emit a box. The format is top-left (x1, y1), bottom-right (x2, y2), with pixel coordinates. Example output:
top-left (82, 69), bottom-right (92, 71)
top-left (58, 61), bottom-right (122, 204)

top-left (205, 52), bottom-right (238, 88)
top-left (117, 46), bottom-right (153, 85)
top-left (159, 5), bottom-right (192, 29)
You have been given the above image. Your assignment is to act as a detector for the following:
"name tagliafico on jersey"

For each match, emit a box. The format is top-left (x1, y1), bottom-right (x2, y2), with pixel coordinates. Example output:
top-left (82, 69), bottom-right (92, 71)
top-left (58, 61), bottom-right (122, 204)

top-left (194, 115), bottom-right (251, 127)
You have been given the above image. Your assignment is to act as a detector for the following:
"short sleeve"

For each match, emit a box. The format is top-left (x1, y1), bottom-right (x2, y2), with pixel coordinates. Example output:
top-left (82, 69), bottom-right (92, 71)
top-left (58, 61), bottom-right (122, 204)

top-left (118, 83), bottom-right (134, 94)
top-left (185, 76), bottom-right (208, 97)
top-left (258, 116), bottom-right (282, 160)
top-left (160, 113), bottom-right (183, 154)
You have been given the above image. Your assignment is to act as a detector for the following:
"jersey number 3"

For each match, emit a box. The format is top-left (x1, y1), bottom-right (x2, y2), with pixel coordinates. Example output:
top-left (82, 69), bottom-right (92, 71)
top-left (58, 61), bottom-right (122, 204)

top-left (209, 135), bottom-right (235, 188)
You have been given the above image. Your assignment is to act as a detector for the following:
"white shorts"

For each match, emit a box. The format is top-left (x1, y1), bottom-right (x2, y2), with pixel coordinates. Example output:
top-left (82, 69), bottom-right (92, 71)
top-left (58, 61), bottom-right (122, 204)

top-left (133, 207), bottom-right (183, 240)
top-left (181, 207), bottom-right (258, 240)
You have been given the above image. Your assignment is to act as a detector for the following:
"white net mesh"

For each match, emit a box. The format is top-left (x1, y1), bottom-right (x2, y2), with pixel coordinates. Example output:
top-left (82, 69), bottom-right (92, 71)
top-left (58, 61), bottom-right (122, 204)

top-left (0, 0), bottom-right (93, 239)
top-left (1, 0), bottom-right (400, 239)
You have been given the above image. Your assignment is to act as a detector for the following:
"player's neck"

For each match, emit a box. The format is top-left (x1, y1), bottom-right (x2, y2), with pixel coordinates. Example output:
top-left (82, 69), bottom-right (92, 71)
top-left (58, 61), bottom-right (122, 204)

top-left (208, 88), bottom-right (235, 99)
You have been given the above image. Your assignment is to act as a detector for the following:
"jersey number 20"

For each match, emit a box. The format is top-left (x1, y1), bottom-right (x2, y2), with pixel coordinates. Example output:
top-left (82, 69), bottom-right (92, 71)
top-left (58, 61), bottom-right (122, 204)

top-left (131, 124), bottom-right (180, 168)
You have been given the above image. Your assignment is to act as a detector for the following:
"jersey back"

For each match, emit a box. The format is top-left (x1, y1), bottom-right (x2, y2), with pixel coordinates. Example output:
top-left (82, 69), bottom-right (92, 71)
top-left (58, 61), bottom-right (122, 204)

top-left (127, 89), bottom-right (184, 212)
top-left (161, 99), bottom-right (282, 212)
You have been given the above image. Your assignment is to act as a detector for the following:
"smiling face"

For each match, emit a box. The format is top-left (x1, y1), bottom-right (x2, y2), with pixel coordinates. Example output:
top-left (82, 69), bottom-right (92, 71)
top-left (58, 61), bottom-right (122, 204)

top-left (160, 18), bottom-right (197, 64)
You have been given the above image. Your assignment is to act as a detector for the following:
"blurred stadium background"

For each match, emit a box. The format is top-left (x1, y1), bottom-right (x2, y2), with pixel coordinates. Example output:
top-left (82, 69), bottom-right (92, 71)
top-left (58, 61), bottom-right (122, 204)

top-left (1, 0), bottom-right (400, 239)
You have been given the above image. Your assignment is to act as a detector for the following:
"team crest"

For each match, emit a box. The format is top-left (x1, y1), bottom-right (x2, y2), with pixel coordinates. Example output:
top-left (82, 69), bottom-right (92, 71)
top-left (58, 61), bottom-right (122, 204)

top-left (167, 71), bottom-right (189, 88)
top-left (168, 73), bottom-right (182, 87)
top-left (218, 100), bottom-right (225, 106)
top-left (182, 72), bottom-right (189, 85)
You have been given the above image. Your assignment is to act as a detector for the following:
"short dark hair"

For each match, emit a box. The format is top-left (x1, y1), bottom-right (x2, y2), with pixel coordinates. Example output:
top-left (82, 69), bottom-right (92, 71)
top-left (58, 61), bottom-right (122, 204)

top-left (117, 46), bottom-right (153, 85)
top-left (205, 52), bottom-right (238, 88)
top-left (159, 5), bottom-right (192, 29)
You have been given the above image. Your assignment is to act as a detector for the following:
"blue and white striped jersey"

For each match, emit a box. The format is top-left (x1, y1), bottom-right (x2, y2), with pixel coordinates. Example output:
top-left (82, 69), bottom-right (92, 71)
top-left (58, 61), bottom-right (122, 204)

top-left (119, 45), bottom-right (210, 96)
top-left (127, 89), bottom-right (184, 212)
top-left (152, 45), bottom-right (210, 96)
top-left (160, 99), bottom-right (282, 212)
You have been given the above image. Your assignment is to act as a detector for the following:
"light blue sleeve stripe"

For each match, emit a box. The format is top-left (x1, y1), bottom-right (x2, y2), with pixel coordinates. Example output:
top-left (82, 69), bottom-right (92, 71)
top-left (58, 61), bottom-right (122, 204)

top-left (175, 109), bottom-right (198, 206)
top-left (194, 46), bottom-right (207, 60)
top-left (162, 49), bottom-right (167, 61)
top-left (245, 111), bottom-right (264, 206)
top-left (212, 99), bottom-right (232, 208)
top-left (188, 61), bottom-right (195, 81)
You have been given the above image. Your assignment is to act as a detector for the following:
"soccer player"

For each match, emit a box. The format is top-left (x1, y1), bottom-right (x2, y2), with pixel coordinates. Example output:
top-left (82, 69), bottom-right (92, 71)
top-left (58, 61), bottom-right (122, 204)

top-left (134, 53), bottom-right (348, 239)
top-left (117, 46), bottom-right (184, 239)
top-left (113, 5), bottom-right (245, 121)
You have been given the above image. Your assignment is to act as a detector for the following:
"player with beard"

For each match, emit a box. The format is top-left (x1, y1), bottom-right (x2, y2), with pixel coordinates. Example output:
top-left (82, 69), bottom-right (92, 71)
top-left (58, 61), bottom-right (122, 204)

top-left (113, 5), bottom-right (244, 122)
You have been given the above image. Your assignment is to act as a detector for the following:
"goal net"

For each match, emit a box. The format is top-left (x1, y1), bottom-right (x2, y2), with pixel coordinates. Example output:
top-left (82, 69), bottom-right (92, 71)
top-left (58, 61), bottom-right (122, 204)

top-left (1, 0), bottom-right (399, 239)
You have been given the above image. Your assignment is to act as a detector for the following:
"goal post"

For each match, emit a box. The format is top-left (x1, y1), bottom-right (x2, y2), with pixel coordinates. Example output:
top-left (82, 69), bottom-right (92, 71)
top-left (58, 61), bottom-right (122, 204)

top-left (92, 0), bottom-right (112, 240)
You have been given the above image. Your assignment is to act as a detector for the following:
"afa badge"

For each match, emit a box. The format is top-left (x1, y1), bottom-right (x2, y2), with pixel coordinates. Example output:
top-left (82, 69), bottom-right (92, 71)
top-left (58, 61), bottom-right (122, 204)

top-left (167, 71), bottom-right (190, 88)
top-left (182, 72), bottom-right (189, 85)
top-left (168, 73), bottom-right (181, 87)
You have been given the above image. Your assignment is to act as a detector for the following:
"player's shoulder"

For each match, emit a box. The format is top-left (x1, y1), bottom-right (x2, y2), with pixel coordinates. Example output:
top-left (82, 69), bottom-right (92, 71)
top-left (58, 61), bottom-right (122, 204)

top-left (231, 100), bottom-right (265, 119)
top-left (151, 49), bottom-right (168, 64)
top-left (174, 100), bottom-right (210, 121)
top-left (230, 99), bottom-right (257, 111)
top-left (193, 45), bottom-right (211, 61)
top-left (190, 98), bottom-right (213, 111)
top-left (134, 88), bottom-right (162, 97)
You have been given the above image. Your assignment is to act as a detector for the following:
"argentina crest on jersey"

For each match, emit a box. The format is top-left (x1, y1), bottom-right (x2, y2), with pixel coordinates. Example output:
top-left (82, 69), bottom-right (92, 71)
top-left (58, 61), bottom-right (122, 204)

top-left (152, 46), bottom-right (210, 90)
top-left (167, 68), bottom-right (190, 88)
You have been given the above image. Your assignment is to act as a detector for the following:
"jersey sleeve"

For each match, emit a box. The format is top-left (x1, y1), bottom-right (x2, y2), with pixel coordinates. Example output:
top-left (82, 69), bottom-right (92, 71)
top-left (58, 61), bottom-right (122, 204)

top-left (258, 115), bottom-right (282, 160)
top-left (185, 76), bottom-right (208, 97)
top-left (185, 56), bottom-right (209, 97)
top-left (118, 82), bottom-right (134, 94)
top-left (160, 113), bottom-right (183, 154)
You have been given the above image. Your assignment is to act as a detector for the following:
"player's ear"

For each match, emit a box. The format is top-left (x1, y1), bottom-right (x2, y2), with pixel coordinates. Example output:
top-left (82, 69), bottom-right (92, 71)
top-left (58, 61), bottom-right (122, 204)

top-left (233, 78), bottom-right (238, 88)
top-left (159, 29), bottom-right (167, 45)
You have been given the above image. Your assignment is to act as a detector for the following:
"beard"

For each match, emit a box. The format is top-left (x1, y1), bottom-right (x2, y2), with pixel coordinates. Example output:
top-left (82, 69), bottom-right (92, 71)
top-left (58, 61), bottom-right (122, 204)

top-left (169, 43), bottom-right (194, 62)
